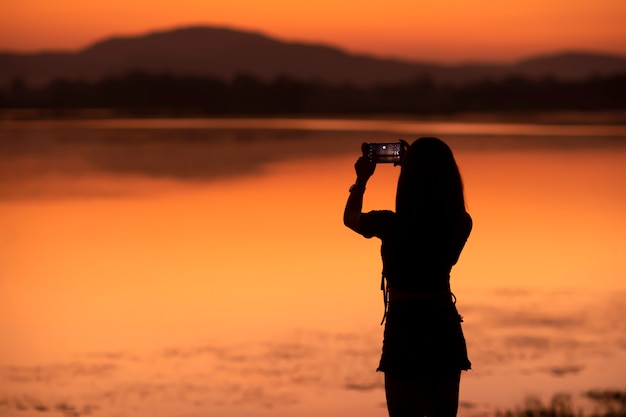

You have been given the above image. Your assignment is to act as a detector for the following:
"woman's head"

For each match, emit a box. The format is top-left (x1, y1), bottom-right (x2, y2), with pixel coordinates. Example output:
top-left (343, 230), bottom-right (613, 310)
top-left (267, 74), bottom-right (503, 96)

top-left (396, 137), bottom-right (466, 218)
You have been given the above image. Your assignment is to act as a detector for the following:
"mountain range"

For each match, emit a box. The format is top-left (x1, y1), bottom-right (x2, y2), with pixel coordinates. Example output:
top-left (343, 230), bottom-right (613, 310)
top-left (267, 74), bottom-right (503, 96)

top-left (1, 25), bottom-right (626, 88)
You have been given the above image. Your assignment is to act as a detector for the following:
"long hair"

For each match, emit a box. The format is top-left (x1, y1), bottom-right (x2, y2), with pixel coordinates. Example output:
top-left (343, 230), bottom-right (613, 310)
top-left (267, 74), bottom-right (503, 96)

top-left (396, 137), bottom-right (466, 221)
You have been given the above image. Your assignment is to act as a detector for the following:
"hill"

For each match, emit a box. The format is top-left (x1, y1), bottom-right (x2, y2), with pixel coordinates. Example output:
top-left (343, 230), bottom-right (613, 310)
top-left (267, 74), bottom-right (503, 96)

top-left (1, 25), bottom-right (625, 88)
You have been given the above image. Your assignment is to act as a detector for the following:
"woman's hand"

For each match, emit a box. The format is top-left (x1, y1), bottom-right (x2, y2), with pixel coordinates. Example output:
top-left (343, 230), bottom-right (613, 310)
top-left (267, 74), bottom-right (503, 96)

top-left (355, 156), bottom-right (376, 181)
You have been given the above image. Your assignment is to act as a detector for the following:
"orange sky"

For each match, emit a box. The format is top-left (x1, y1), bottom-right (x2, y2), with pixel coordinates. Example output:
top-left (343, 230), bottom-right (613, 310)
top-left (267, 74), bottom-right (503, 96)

top-left (1, 0), bottom-right (625, 63)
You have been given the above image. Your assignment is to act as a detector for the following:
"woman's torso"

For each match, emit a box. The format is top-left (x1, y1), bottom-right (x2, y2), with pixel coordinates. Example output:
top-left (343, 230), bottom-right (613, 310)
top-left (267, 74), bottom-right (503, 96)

top-left (360, 210), bottom-right (472, 292)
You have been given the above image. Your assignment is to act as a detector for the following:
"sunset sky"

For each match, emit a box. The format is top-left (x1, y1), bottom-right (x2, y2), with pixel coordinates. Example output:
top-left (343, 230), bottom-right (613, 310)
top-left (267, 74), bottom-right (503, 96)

top-left (1, 0), bottom-right (625, 63)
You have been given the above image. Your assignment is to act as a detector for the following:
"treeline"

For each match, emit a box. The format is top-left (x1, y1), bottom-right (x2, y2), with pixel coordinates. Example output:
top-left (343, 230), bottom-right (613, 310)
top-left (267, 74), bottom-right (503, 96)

top-left (2, 71), bottom-right (625, 115)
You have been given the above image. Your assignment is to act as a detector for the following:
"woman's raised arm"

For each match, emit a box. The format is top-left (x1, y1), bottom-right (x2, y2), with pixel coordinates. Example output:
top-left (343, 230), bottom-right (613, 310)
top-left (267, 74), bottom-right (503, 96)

top-left (343, 156), bottom-right (376, 233)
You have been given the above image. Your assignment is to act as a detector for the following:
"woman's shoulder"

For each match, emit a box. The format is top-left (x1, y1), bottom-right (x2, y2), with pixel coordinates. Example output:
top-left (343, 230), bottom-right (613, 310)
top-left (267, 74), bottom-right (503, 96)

top-left (364, 209), bottom-right (396, 218)
top-left (359, 210), bottom-right (396, 238)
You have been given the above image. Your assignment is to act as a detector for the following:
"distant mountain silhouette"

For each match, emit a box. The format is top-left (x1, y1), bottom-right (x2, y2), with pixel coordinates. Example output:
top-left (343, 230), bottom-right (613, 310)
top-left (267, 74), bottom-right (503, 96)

top-left (1, 25), bottom-right (625, 88)
top-left (516, 52), bottom-right (626, 79)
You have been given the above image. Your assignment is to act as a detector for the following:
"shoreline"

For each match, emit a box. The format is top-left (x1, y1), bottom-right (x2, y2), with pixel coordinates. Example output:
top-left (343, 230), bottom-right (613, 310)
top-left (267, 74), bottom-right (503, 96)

top-left (2, 108), bottom-right (626, 125)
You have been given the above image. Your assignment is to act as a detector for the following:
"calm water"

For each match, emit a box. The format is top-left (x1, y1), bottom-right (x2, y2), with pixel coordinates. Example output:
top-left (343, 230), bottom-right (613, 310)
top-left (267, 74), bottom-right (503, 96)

top-left (1, 118), bottom-right (625, 417)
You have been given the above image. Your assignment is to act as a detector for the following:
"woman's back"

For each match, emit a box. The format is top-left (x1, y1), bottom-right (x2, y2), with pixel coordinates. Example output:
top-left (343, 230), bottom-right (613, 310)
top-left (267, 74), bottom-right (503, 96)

top-left (359, 210), bottom-right (472, 292)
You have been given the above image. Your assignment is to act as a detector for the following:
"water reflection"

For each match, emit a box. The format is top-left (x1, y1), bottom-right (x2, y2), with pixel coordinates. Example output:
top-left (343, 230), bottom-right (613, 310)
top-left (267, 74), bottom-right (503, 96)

top-left (1, 290), bottom-right (624, 416)
top-left (2, 118), bottom-right (625, 201)
top-left (1, 119), bottom-right (625, 416)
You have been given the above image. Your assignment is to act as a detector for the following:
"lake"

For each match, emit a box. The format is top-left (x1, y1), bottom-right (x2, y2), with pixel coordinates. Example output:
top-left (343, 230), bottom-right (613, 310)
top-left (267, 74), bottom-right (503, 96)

top-left (1, 117), bottom-right (625, 417)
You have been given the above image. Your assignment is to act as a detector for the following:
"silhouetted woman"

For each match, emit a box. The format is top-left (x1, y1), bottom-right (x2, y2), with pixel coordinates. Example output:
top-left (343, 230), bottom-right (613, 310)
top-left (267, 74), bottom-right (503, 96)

top-left (344, 137), bottom-right (471, 417)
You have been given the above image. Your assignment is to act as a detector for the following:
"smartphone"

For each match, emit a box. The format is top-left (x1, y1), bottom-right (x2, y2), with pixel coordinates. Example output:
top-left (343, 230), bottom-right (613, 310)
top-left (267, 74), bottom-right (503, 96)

top-left (362, 142), bottom-right (404, 165)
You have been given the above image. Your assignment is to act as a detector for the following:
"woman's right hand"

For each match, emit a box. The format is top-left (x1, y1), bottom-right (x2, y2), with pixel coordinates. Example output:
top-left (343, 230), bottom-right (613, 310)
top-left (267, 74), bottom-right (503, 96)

top-left (355, 156), bottom-right (376, 180)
